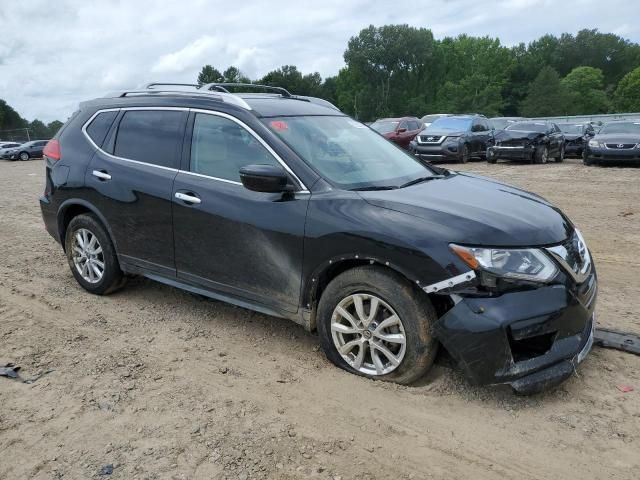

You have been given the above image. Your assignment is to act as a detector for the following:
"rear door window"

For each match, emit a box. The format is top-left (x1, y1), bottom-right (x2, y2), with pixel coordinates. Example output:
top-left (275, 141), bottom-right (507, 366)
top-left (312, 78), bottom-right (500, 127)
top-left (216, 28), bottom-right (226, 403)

top-left (114, 110), bottom-right (185, 168)
top-left (86, 111), bottom-right (118, 147)
top-left (189, 113), bottom-right (279, 182)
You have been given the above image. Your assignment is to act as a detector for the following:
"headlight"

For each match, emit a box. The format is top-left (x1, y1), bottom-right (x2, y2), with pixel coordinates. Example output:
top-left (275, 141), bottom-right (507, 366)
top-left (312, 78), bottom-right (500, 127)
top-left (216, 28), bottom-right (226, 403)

top-left (588, 140), bottom-right (600, 148)
top-left (451, 244), bottom-right (558, 283)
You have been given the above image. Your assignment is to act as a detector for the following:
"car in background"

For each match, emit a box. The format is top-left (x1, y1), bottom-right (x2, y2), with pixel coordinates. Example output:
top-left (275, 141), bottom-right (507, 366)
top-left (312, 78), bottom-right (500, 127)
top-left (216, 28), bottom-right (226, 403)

top-left (583, 120), bottom-right (640, 166)
top-left (557, 123), bottom-right (595, 158)
top-left (370, 117), bottom-right (423, 149)
top-left (409, 114), bottom-right (493, 163)
top-left (489, 117), bottom-right (527, 131)
top-left (0, 142), bottom-right (23, 157)
top-left (488, 121), bottom-right (565, 164)
top-left (420, 113), bottom-right (452, 128)
top-left (1, 139), bottom-right (49, 161)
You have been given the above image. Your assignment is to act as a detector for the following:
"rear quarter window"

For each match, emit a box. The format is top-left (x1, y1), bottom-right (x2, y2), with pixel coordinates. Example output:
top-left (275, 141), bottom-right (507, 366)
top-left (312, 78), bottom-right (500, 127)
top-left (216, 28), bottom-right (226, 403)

top-left (113, 110), bottom-right (185, 168)
top-left (86, 111), bottom-right (118, 148)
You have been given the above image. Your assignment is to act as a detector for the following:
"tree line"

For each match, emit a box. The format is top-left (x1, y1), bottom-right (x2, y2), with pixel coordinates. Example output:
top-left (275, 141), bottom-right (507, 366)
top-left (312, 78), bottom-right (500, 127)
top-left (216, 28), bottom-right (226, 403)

top-left (197, 26), bottom-right (640, 121)
top-left (0, 100), bottom-right (63, 142)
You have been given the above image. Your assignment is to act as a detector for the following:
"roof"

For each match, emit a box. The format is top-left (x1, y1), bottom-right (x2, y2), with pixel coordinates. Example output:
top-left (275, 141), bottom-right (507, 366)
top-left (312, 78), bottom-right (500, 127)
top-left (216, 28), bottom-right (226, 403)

top-left (239, 94), bottom-right (344, 117)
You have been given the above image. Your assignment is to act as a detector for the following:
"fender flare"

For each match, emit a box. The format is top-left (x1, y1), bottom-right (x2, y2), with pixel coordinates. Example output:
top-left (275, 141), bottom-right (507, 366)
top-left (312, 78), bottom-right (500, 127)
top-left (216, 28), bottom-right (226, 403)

top-left (57, 199), bottom-right (118, 252)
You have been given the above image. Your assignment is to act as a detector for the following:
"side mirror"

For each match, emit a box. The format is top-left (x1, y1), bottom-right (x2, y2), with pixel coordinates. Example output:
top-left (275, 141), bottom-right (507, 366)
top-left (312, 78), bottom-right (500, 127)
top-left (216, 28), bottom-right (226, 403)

top-left (239, 164), bottom-right (293, 193)
top-left (397, 128), bottom-right (407, 134)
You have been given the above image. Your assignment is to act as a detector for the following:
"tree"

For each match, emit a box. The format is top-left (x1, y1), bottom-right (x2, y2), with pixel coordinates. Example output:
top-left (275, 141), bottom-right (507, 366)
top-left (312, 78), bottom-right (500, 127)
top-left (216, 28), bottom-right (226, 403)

top-left (29, 119), bottom-right (49, 139)
top-left (613, 66), bottom-right (640, 112)
top-left (560, 66), bottom-right (609, 115)
top-left (222, 66), bottom-right (250, 83)
top-left (197, 65), bottom-right (223, 85)
top-left (47, 120), bottom-right (64, 137)
top-left (520, 66), bottom-right (568, 117)
top-left (259, 65), bottom-right (324, 96)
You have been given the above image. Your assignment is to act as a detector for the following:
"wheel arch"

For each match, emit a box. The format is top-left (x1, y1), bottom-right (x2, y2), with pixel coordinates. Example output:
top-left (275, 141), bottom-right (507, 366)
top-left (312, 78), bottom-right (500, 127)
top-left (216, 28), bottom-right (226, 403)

top-left (303, 254), bottom-right (452, 331)
top-left (57, 199), bottom-right (117, 253)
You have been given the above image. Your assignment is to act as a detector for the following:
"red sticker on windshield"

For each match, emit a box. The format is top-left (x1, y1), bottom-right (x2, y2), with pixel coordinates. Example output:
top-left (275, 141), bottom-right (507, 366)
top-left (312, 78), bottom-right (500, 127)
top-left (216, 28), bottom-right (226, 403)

top-left (270, 120), bottom-right (289, 131)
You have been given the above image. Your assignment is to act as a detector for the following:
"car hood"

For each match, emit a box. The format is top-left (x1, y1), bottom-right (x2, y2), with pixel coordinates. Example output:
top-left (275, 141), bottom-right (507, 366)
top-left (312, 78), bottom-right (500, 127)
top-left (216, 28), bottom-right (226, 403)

top-left (593, 133), bottom-right (640, 143)
top-left (420, 129), bottom-right (466, 137)
top-left (358, 172), bottom-right (572, 247)
top-left (495, 130), bottom-right (546, 142)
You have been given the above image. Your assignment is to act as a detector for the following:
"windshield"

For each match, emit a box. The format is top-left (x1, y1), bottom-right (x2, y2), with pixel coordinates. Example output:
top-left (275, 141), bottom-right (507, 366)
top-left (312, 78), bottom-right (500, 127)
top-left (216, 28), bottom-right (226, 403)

top-left (264, 116), bottom-right (433, 190)
top-left (599, 122), bottom-right (640, 135)
top-left (558, 124), bottom-right (584, 134)
top-left (506, 122), bottom-right (547, 133)
top-left (421, 114), bottom-right (444, 123)
top-left (427, 117), bottom-right (472, 131)
top-left (370, 120), bottom-right (399, 134)
top-left (490, 118), bottom-right (518, 130)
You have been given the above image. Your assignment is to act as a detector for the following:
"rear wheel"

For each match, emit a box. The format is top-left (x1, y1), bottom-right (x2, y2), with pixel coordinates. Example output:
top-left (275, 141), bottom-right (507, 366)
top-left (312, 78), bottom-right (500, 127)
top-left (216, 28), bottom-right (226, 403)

top-left (65, 214), bottom-right (125, 295)
top-left (534, 145), bottom-right (549, 164)
top-left (317, 266), bottom-right (438, 385)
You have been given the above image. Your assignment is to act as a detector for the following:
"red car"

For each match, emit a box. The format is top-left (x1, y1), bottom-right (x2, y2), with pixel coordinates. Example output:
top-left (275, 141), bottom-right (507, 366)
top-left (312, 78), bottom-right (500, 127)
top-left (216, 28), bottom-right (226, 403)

top-left (370, 117), bottom-right (423, 149)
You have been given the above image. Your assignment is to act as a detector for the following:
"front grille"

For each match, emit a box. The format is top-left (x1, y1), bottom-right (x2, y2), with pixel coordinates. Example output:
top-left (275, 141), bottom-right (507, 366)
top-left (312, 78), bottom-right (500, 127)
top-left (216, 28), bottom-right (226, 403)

top-left (546, 230), bottom-right (592, 284)
top-left (605, 143), bottom-right (636, 149)
top-left (418, 135), bottom-right (442, 144)
top-left (498, 139), bottom-right (527, 147)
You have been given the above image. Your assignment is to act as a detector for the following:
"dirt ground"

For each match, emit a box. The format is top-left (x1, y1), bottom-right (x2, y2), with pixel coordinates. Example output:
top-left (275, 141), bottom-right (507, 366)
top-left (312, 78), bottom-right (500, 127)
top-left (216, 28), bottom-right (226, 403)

top-left (1, 157), bottom-right (639, 480)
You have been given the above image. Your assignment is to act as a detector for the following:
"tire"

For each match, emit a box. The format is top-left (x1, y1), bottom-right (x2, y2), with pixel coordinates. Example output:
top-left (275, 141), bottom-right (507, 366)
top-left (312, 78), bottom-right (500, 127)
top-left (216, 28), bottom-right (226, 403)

top-left (458, 144), bottom-right (469, 163)
top-left (582, 150), bottom-right (593, 166)
top-left (65, 214), bottom-right (125, 295)
top-left (555, 144), bottom-right (565, 162)
top-left (19, 152), bottom-right (29, 161)
top-left (317, 266), bottom-right (438, 385)
top-left (486, 148), bottom-right (497, 164)
top-left (534, 145), bottom-right (549, 164)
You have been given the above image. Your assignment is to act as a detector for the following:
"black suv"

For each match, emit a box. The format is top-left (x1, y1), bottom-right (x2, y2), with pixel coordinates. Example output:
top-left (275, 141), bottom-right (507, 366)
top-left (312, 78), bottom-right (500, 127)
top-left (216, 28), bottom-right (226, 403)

top-left (40, 83), bottom-right (596, 394)
top-left (409, 114), bottom-right (494, 163)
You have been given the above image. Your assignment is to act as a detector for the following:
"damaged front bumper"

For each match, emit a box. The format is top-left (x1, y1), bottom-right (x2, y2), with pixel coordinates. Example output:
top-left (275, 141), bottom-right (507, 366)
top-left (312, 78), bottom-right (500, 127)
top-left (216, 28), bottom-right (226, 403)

top-left (432, 270), bottom-right (597, 394)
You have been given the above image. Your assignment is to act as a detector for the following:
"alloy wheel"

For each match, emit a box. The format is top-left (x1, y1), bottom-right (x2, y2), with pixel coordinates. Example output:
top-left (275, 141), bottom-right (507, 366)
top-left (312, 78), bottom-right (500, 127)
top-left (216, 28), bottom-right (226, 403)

top-left (72, 228), bottom-right (104, 284)
top-left (19, 152), bottom-right (29, 161)
top-left (330, 293), bottom-right (406, 376)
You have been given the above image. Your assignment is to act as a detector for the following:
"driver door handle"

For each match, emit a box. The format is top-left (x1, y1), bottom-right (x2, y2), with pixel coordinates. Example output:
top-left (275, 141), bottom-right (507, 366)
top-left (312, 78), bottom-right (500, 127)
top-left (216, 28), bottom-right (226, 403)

top-left (175, 192), bottom-right (201, 205)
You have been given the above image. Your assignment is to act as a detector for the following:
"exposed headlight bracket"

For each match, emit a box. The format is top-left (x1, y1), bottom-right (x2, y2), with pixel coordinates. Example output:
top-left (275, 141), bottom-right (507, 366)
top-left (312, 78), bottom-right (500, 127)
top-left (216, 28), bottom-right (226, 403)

top-left (423, 270), bottom-right (476, 293)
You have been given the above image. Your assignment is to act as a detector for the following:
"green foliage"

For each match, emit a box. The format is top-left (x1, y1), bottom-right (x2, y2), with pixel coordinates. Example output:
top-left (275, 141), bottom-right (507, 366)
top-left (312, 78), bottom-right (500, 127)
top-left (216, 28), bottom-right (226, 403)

top-left (613, 67), bottom-right (640, 112)
top-left (197, 65), bottom-right (223, 85)
top-left (560, 66), bottom-right (609, 115)
top-left (521, 67), bottom-right (568, 117)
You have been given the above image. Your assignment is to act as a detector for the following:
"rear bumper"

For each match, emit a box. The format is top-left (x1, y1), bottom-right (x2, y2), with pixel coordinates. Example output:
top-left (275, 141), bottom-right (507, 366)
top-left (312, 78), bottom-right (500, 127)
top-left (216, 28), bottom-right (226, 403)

top-left (433, 270), bottom-right (597, 394)
top-left (487, 145), bottom-right (534, 161)
top-left (39, 196), bottom-right (60, 244)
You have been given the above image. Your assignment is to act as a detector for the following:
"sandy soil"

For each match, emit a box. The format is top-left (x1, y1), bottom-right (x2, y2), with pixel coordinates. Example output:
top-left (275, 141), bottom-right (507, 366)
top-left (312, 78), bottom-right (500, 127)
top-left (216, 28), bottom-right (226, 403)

top-left (1, 157), bottom-right (639, 480)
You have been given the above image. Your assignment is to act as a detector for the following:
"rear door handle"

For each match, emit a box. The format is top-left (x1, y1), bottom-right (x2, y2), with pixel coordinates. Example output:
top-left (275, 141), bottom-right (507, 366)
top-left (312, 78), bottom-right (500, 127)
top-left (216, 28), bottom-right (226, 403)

top-left (92, 170), bottom-right (111, 181)
top-left (175, 192), bottom-right (201, 205)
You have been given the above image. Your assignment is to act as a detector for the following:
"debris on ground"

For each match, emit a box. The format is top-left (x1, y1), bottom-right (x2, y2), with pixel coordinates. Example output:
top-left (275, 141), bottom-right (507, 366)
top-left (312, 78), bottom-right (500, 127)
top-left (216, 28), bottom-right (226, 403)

top-left (594, 328), bottom-right (640, 355)
top-left (616, 384), bottom-right (635, 393)
top-left (0, 364), bottom-right (20, 379)
top-left (99, 464), bottom-right (114, 476)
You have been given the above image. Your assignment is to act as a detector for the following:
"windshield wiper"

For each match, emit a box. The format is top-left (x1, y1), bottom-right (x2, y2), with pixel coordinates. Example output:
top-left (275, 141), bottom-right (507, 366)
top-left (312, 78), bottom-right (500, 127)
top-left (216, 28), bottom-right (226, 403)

top-left (399, 175), bottom-right (445, 188)
top-left (350, 185), bottom-right (398, 191)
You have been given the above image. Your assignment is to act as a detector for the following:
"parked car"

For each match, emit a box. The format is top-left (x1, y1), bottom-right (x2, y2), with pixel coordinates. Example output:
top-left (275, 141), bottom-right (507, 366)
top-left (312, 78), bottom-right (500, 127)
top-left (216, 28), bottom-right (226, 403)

top-left (488, 121), bottom-right (565, 164)
top-left (1, 139), bottom-right (49, 160)
top-left (583, 120), bottom-right (640, 166)
top-left (0, 142), bottom-right (23, 158)
top-left (40, 82), bottom-right (596, 394)
top-left (489, 117), bottom-right (526, 131)
top-left (409, 114), bottom-right (494, 163)
top-left (370, 117), bottom-right (423, 149)
top-left (557, 123), bottom-right (595, 157)
top-left (420, 113), bottom-right (452, 128)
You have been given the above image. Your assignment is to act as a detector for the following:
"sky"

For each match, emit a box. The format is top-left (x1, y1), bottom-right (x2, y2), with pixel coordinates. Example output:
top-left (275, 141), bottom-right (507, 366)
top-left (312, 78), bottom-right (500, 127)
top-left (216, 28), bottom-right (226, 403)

top-left (1, 0), bottom-right (639, 123)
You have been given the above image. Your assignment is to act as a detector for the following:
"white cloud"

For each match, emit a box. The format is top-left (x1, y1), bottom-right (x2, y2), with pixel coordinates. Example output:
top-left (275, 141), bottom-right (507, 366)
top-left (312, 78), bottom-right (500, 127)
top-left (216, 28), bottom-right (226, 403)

top-left (0, 0), bottom-right (638, 123)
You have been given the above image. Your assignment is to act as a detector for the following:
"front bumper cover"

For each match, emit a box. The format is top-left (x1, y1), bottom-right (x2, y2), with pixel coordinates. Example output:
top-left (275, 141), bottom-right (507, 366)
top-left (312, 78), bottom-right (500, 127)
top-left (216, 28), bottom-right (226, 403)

top-left (488, 145), bottom-right (535, 161)
top-left (585, 146), bottom-right (640, 163)
top-left (432, 268), bottom-right (597, 394)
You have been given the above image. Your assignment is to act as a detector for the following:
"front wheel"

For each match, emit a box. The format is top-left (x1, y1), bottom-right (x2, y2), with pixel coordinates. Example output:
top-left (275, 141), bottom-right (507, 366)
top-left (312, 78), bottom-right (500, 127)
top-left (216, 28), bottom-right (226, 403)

top-left (555, 145), bottom-right (565, 162)
top-left (534, 145), bottom-right (549, 164)
top-left (317, 266), bottom-right (438, 385)
top-left (19, 152), bottom-right (29, 161)
top-left (458, 144), bottom-right (470, 163)
top-left (65, 214), bottom-right (125, 295)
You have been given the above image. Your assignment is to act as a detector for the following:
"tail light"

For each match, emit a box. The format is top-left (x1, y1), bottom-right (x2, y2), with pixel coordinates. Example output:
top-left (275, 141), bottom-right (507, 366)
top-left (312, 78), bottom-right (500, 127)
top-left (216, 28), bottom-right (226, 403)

top-left (43, 139), bottom-right (61, 161)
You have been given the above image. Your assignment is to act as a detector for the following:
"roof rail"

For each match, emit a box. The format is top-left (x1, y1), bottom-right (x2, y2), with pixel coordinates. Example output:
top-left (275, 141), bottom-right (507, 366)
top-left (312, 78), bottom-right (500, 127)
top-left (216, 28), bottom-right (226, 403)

top-left (109, 83), bottom-right (252, 110)
top-left (200, 83), bottom-right (292, 98)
